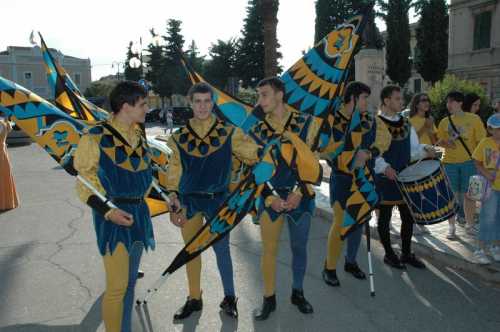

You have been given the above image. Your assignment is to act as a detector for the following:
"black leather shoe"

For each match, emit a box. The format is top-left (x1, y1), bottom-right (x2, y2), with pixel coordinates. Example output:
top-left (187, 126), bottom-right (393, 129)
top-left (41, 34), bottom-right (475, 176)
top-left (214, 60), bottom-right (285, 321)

top-left (322, 268), bottom-right (340, 287)
top-left (401, 253), bottom-right (426, 269)
top-left (344, 262), bottom-right (366, 280)
top-left (173, 297), bottom-right (202, 320)
top-left (220, 295), bottom-right (238, 318)
top-left (137, 270), bottom-right (144, 279)
top-left (291, 289), bottom-right (313, 314)
top-left (254, 295), bottom-right (276, 321)
top-left (384, 254), bottom-right (406, 270)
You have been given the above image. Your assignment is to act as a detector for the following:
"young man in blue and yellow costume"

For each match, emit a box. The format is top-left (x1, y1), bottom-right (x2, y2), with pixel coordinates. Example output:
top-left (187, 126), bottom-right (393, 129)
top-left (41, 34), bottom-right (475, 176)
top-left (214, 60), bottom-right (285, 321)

top-left (321, 81), bottom-right (391, 287)
top-left (249, 77), bottom-right (322, 320)
top-left (165, 82), bottom-right (260, 320)
top-left (375, 85), bottom-right (435, 269)
top-left (74, 81), bottom-right (156, 332)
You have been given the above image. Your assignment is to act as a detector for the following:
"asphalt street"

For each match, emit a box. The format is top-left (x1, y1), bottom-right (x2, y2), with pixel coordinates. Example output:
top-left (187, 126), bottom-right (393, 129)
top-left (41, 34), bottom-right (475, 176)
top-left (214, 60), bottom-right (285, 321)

top-left (1, 128), bottom-right (499, 332)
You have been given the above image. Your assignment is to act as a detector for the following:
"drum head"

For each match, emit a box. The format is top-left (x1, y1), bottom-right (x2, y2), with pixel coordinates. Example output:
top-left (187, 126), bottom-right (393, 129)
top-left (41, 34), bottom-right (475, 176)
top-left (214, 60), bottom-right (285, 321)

top-left (398, 159), bottom-right (440, 182)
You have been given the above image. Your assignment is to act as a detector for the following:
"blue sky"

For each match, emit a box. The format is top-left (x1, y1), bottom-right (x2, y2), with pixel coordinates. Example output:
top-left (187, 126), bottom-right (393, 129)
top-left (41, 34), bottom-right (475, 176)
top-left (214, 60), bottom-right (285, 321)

top-left (0, 0), bottom-right (404, 81)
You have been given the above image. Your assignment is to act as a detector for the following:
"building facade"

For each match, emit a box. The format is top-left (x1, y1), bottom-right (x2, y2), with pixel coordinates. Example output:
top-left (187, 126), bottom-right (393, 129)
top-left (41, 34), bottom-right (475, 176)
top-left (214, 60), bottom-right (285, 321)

top-left (448, 0), bottom-right (500, 100)
top-left (0, 46), bottom-right (91, 100)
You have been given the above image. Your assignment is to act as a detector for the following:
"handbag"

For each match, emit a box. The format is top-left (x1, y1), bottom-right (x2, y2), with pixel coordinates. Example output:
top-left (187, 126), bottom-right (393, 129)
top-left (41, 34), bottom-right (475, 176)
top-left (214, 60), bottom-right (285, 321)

top-left (467, 150), bottom-right (500, 201)
top-left (467, 175), bottom-right (491, 201)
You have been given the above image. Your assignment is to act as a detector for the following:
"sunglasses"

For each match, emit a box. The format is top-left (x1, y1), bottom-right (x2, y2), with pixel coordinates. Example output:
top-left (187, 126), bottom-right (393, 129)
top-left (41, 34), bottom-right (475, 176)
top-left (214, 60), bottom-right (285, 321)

top-left (419, 98), bottom-right (430, 102)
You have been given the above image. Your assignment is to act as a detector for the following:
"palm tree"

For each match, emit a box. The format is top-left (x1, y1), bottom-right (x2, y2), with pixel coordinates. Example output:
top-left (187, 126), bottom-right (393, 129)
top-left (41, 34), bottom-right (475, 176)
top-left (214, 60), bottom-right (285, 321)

top-left (261, 0), bottom-right (279, 77)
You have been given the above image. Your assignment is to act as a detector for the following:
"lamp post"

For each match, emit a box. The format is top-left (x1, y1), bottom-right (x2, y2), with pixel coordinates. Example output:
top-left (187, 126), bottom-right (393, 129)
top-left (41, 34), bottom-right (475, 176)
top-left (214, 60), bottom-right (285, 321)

top-left (111, 61), bottom-right (124, 79)
top-left (129, 34), bottom-right (164, 79)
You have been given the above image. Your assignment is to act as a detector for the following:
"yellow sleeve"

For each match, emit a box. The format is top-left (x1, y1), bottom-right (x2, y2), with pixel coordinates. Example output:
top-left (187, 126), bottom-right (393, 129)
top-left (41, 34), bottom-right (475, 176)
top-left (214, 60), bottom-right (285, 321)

top-left (474, 116), bottom-right (487, 146)
top-left (374, 117), bottom-right (391, 154)
top-left (437, 118), bottom-right (449, 141)
top-left (409, 117), bottom-right (422, 131)
top-left (165, 135), bottom-right (182, 195)
top-left (305, 116), bottom-right (323, 150)
top-left (231, 127), bottom-right (260, 165)
top-left (73, 133), bottom-right (106, 204)
top-left (472, 138), bottom-right (486, 162)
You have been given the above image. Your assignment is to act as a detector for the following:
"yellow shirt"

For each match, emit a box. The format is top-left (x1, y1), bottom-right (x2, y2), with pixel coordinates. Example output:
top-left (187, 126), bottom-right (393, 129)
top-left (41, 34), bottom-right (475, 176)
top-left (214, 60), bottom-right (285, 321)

top-left (437, 112), bottom-right (486, 163)
top-left (165, 115), bottom-right (260, 194)
top-left (472, 137), bottom-right (500, 190)
top-left (74, 116), bottom-right (151, 204)
top-left (409, 115), bottom-right (436, 145)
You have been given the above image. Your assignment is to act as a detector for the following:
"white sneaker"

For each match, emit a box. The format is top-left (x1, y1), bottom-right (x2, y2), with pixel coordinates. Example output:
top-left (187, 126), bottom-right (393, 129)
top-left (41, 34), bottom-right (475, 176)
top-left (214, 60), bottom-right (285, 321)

top-left (489, 246), bottom-right (500, 262)
top-left (472, 249), bottom-right (492, 265)
top-left (465, 224), bottom-right (479, 235)
top-left (446, 225), bottom-right (456, 240)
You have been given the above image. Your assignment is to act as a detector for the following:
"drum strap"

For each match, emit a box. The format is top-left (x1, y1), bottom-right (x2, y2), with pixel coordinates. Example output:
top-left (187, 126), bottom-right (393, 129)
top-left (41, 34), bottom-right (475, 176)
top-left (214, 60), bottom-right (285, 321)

top-left (447, 115), bottom-right (472, 158)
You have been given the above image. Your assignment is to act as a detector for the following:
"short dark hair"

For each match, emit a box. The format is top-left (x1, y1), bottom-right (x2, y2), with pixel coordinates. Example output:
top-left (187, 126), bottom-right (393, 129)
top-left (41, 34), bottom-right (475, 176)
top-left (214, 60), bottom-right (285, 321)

top-left (445, 91), bottom-right (464, 103)
top-left (257, 77), bottom-right (285, 100)
top-left (463, 93), bottom-right (480, 112)
top-left (187, 82), bottom-right (214, 100)
top-left (109, 80), bottom-right (147, 114)
top-left (380, 85), bottom-right (401, 105)
top-left (343, 81), bottom-right (371, 104)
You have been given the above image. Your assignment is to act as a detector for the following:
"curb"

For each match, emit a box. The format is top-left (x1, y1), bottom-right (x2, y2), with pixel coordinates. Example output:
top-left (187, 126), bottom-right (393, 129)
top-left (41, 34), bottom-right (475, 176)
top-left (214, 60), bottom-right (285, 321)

top-left (314, 206), bottom-right (500, 285)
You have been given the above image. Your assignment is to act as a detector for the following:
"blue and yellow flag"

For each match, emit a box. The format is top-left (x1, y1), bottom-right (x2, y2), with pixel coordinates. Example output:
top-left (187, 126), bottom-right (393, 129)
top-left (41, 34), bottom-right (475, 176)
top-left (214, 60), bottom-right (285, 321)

top-left (39, 34), bottom-right (170, 216)
top-left (182, 12), bottom-right (372, 238)
top-left (0, 77), bottom-right (84, 175)
top-left (39, 33), bottom-right (108, 122)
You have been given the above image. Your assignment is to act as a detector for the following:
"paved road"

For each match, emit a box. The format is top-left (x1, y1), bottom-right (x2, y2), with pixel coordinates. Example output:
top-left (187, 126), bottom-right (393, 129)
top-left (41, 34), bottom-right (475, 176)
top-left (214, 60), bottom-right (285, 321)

top-left (1, 139), bottom-right (500, 331)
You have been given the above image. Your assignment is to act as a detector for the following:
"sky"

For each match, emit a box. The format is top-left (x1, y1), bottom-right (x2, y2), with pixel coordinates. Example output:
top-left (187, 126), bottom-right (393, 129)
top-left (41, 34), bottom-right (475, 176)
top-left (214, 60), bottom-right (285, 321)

top-left (0, 0), bottom-right (393, 81)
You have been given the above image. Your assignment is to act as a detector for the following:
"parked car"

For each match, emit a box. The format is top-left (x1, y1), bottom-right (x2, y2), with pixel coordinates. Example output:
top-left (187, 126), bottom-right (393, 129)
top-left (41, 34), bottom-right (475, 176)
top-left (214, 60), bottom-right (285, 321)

top-left (145, 108), bottom-right (161, 123)
top-left (6, 123), bottom-right (32, 146)
top-left (172, 107), bottom-right (193, 125)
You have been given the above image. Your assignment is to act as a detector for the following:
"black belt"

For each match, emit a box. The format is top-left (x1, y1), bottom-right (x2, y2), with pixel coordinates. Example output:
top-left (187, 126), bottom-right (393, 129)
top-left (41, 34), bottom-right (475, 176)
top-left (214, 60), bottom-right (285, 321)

top-left (185, 192), bottom-right (225, 199)
top-left (111, 197), bottom-right (145, 204)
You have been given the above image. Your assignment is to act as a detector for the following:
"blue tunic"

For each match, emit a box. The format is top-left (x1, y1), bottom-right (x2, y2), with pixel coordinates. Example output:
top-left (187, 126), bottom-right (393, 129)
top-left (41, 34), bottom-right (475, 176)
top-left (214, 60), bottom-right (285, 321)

top-left (173, 121), bottom-right (235, 220)
top-left (90, 125), bottom-right (155, 256)
top-left (374, 116), bottom-right (411, 205)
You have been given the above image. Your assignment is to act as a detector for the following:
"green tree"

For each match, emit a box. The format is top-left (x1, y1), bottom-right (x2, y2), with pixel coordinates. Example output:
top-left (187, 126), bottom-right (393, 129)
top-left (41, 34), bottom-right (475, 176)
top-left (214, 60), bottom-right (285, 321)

top-left (236, 0), bottom-right (281, 87)
top-left (261, 0), bottom-right (280, 77)
top-left (414, 0), bottom-right (448, 85)
top-left (163, 19), bottom-right (190, 96)
top-left (204, 39), bottom-right (238, 91)
top-left (185, 40), bottom-right (205, 74)
top-left (84, 80), bottom-right (117, 98)
top-left (378, 0), bottom-right (413, 87)
top-left (123, 41), bottom-right (142, 81)
top-left (145, 29), bottom-right (170, 106)
top-left (428, 74), bottom-right (491, 123)
top-left (314, 0), bottom-right (380, 46)
top-left (314, 1), bottom-right (381, 82)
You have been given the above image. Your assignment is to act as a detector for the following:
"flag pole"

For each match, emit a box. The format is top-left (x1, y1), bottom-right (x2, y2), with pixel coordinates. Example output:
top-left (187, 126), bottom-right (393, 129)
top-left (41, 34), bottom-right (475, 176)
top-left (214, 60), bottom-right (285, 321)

top-left (365, 221), bottom-right (376, 297)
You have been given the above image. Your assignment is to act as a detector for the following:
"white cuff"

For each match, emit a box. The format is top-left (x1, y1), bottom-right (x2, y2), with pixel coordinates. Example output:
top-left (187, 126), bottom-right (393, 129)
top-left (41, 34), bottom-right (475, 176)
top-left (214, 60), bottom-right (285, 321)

top-left (374, 157), bottom-right (390, 174)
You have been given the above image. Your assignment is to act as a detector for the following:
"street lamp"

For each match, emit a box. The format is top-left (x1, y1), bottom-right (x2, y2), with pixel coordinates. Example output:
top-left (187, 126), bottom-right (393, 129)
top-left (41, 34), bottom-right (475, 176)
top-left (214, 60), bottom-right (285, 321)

top-left (111, 61), bottom-right (124, 79)
top-left (129, 34), bottom-right (164, 77)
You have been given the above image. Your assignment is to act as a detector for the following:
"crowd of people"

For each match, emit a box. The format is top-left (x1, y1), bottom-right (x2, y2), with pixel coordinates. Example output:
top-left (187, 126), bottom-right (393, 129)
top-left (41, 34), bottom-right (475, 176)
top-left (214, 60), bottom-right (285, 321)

top-left (1, 78), bottom-right (499, 331)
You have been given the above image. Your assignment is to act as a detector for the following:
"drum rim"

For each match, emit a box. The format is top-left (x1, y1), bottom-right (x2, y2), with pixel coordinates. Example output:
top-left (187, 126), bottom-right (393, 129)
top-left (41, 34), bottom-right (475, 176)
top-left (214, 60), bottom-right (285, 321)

top-left (397, 164), bottom-right (443, 185)
top-left (412, 206), bottom-right (459, 225)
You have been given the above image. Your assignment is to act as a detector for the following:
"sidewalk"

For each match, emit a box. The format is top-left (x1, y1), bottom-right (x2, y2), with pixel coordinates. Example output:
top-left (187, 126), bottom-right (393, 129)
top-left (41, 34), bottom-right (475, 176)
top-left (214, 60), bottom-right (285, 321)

top-left (315, 164), bottom-right (500, 285)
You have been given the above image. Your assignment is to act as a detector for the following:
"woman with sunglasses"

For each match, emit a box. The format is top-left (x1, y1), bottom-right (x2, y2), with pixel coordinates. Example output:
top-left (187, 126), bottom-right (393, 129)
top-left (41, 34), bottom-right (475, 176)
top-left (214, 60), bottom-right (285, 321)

top-left (409, 93), bottom-right (437, 145)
